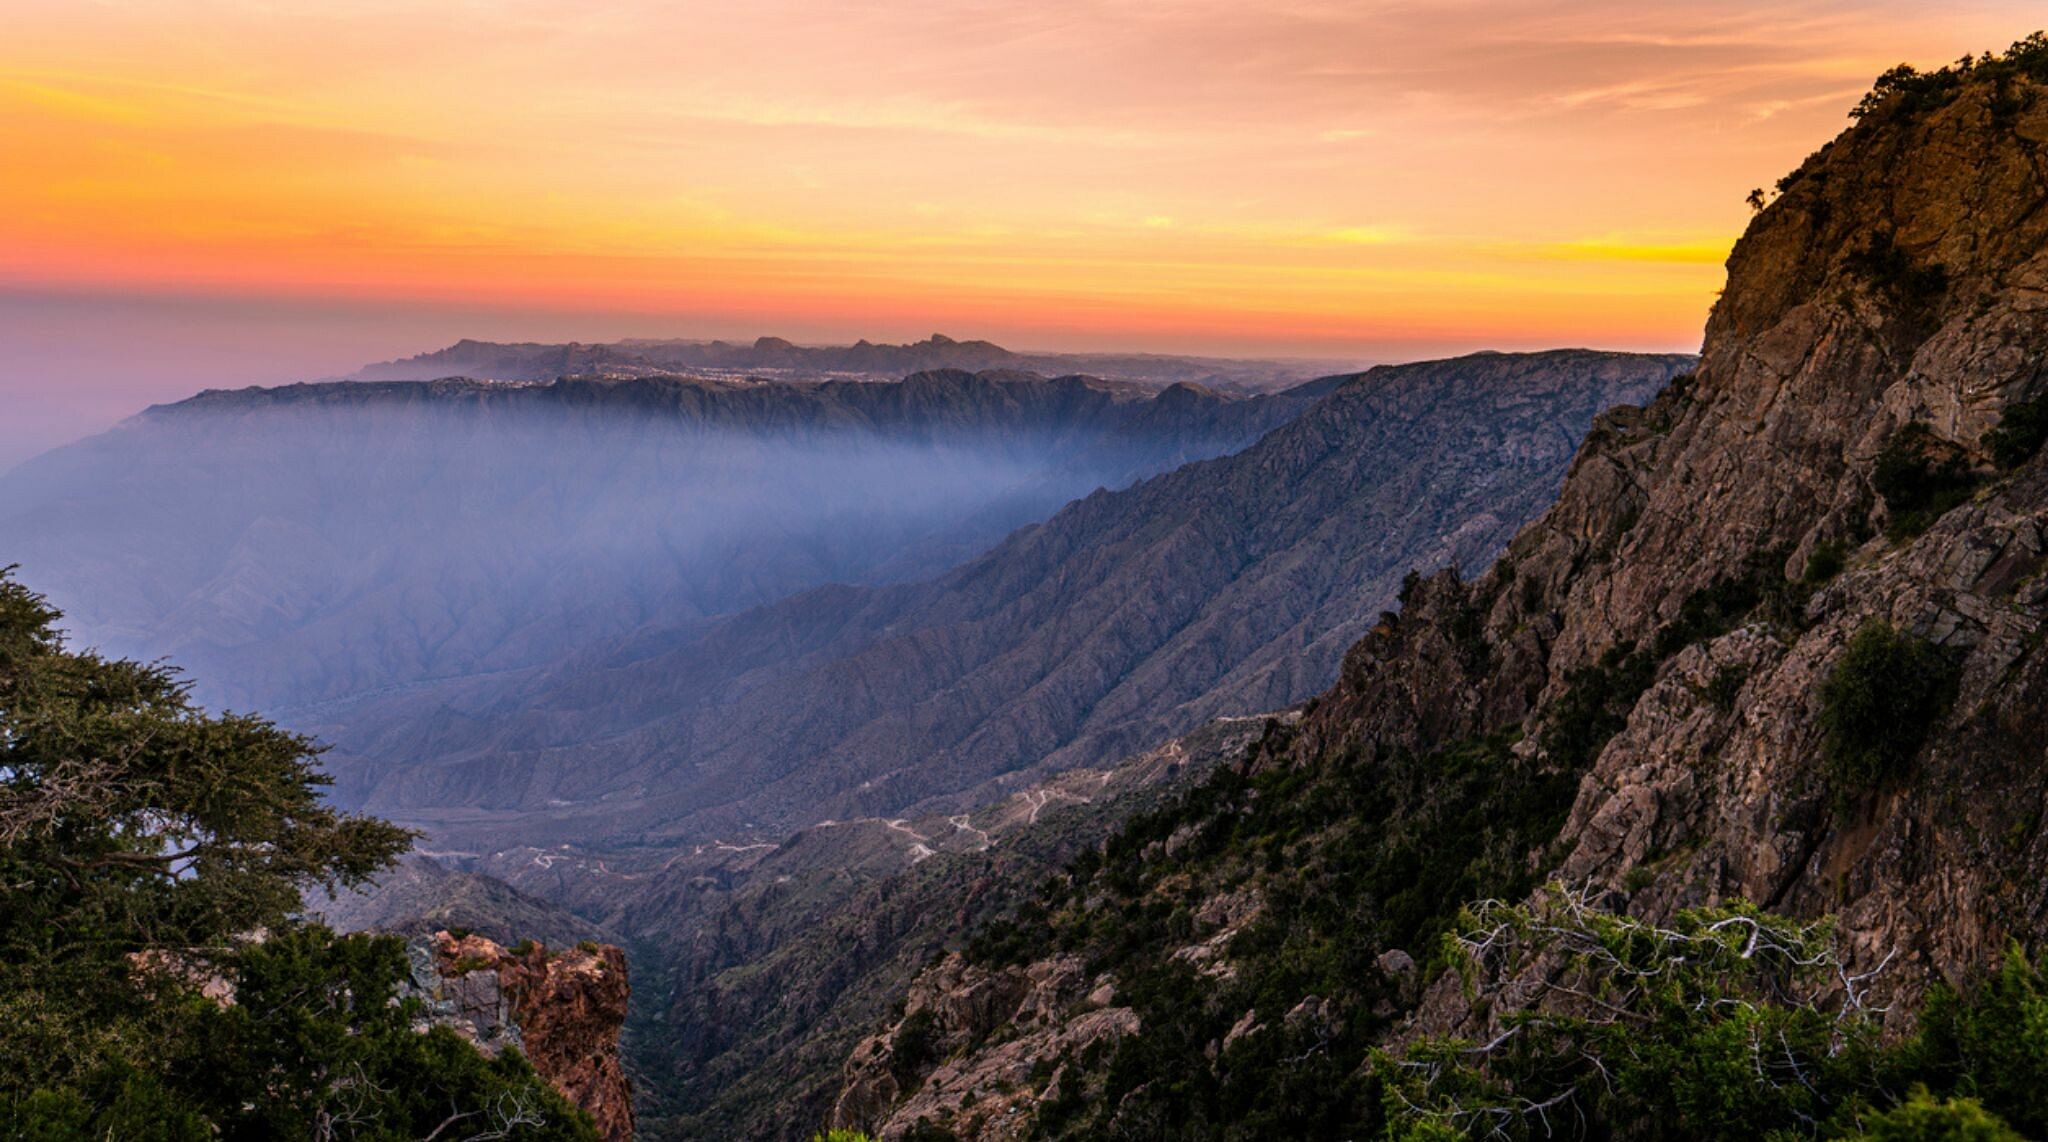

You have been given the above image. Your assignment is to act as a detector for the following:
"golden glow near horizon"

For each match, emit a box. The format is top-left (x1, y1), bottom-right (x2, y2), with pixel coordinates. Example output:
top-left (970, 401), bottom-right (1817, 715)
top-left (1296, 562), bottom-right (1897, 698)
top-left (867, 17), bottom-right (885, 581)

top-left (2, 1), bottom-right (2040, 357)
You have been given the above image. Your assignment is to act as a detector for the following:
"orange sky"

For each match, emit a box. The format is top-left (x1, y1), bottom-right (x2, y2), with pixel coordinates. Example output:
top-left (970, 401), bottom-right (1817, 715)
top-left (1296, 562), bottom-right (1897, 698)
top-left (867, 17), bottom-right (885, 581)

top-left (1, 2), bottom-right (2043, 459)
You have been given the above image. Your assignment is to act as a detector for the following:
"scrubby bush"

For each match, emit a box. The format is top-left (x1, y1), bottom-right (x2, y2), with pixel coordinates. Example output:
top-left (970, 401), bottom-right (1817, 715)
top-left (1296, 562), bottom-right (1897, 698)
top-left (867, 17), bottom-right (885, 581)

top-left (1847, 236), bottom-right (1951, 324)
top-left (1850, 1088), bottom-right (2024, 1141)
top-left (1873, 423), bottom-right (1982, 539)
top-left (1983, 392), bottom-right (2048, 470)
top-left (1851, 33), bottom-right (2048, 122)
top-left (1912, 946), bottom-right (2048, 1136)
top-left (1819, 621), bottom-right (1962, 796)
top-left (1381, 891), bottom-right (2046, 1141)
top-left (888, 1008), bottom-right (942, 1092)
top-left (1805, 538), bottom-right (1850, 584)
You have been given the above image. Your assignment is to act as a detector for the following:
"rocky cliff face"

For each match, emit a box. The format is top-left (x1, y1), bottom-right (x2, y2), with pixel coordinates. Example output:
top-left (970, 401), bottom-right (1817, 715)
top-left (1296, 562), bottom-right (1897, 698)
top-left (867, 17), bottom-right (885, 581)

top-left (833, 953), bottom-right (1135, 1141)
top-left (836, 64), bottom-right (2048, 1140)
top-left (1391, 59), bottom-right (2048, 1011)
top-left (410, 931), bottom-right (636, 1141)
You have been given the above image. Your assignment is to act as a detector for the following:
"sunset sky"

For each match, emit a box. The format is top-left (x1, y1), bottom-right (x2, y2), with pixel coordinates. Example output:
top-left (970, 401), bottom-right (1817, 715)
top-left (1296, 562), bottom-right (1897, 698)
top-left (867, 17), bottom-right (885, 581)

top-left (3, 1), bottom-right (2042, 463)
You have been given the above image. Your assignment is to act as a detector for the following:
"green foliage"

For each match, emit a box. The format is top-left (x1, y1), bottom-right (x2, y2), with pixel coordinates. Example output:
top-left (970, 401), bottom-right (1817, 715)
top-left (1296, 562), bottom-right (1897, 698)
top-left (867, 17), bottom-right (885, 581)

top-left (3, 926), bottom-right (597, 1140)
top-left (1846, 1087), bottom-right (2025, 1141)
top-left (1384, 892), bottom-right (1874, 1139)
top-left (1705, 662), bottom-right (1752, 711)
top-left (1911, 946), bottom-right (2048, 1136)
top-left (1381, 892), bottom-right (2048, 1141)
top-left (1983, 392), bottom-right (2048, 471)
top-left (888, 1008), bottom-right (942, 1093)
top-left (0, 570), bottom-right (588, 1139)
top-left (1873, 423), bottom-right (1983, 540)
top-left (810, 1132), bottom-right (876, 1142)
top-left (1541, 644), bottom-right (1656, 771)
top-left (1805, 539), bottom-right (1851, 585)
top-left (183, 928), bottom-right (593, 1140)
top-left (0, 570), bottom-right (412, 980)
top-left (1850, 34), bottom-right (2048, 121)
top-left (1819, 621), bottom-right (1962, 798)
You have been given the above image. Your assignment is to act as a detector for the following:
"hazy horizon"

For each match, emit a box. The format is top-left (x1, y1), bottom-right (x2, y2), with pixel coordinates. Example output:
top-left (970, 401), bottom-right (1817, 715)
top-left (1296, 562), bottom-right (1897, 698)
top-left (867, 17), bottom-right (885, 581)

top-left (0, 285), bottom-right (1695, 470)
top-left (6, 1), bottom-right (2040, 467)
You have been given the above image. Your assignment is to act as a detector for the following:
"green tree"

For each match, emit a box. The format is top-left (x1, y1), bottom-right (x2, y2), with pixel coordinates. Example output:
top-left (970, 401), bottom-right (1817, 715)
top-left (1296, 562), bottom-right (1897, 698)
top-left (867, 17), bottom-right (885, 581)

top-left (0, 567), bottom-right (409, 1085)
top-left (0, 569), bottom-right (591, 1138)
top-left (1909, 946), bottom-right (2048, 1136)
top-left (1845, 1088), bottom-right (2024, 1141)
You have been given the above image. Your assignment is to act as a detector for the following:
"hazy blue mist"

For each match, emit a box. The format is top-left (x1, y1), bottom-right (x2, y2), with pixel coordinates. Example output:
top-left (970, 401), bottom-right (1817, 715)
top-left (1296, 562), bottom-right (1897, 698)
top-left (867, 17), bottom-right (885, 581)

top-left (0, 383), bottom-right (1282, 714)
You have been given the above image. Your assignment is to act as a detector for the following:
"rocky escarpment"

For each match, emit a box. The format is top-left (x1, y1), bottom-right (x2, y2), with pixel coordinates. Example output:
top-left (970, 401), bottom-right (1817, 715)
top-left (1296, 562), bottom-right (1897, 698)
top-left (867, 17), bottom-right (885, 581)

top-left (837, 55), bottom-right (2048, 1139)
top-left (409, 931), bottom-right (635, 1141)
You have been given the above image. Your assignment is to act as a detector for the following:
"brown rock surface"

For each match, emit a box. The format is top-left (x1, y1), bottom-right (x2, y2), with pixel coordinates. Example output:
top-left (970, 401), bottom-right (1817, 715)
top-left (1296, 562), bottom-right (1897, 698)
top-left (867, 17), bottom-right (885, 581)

top-left (833, 952), bottom-right (1136, 1141)
top-left (430, 931), bottom-right (636, 1141)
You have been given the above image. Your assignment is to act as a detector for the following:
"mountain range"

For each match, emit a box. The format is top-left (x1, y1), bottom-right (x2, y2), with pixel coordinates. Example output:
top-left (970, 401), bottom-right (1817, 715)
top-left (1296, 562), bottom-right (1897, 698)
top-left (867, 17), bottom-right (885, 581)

top-left (300, 347), bottom-right (1686, 1137)
top-left (307, 350), bottom-right (1687, 848)
top-left (354, 332), bottom-right (1343, 394)
top-left (1, 331), bottom-right (1688, 1139)
top-left (0, 369), bottom-right (1309, 716)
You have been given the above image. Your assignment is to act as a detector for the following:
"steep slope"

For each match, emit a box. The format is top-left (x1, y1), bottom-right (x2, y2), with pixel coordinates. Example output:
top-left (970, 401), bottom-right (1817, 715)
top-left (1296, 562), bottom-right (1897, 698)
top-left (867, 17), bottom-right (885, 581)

top-left (838, 53), bottom-right (2048, 1141)
top-left (321, 716), bottom-right (1278, 1140)
top-left (633, 718), bottom-right (1280, 1138)
top-left (316, 351), bottom-right (1689, 848)
top-left (0, 369), bottom-right (1301, 713)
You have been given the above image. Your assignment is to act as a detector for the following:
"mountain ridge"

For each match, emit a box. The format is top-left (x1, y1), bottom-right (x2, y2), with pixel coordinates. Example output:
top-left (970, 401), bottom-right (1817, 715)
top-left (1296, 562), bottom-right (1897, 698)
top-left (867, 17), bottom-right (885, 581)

top-left (352, 332), bottom-right (1347, 394)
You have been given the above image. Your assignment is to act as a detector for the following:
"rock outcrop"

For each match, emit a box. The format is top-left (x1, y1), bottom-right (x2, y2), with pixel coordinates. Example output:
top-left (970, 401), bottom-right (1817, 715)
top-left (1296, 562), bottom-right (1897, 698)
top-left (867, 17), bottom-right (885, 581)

top-left (834, 954), bottom-right (1135, 1141)
top-left (408, 931), bottom-right (635, 1141)
top-left (837, 58), bottom-right (2048, 1139)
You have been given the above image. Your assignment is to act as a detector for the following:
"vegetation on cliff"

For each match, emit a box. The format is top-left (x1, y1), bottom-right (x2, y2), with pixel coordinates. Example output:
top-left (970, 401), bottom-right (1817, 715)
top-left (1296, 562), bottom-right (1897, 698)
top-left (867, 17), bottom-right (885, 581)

top-left (0, 569), bottom-right (596, 1139)
top-left (839, 36), bottom-right (2048, 1141)
top-left (1382, 890), bottom-right (2048, 1140)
